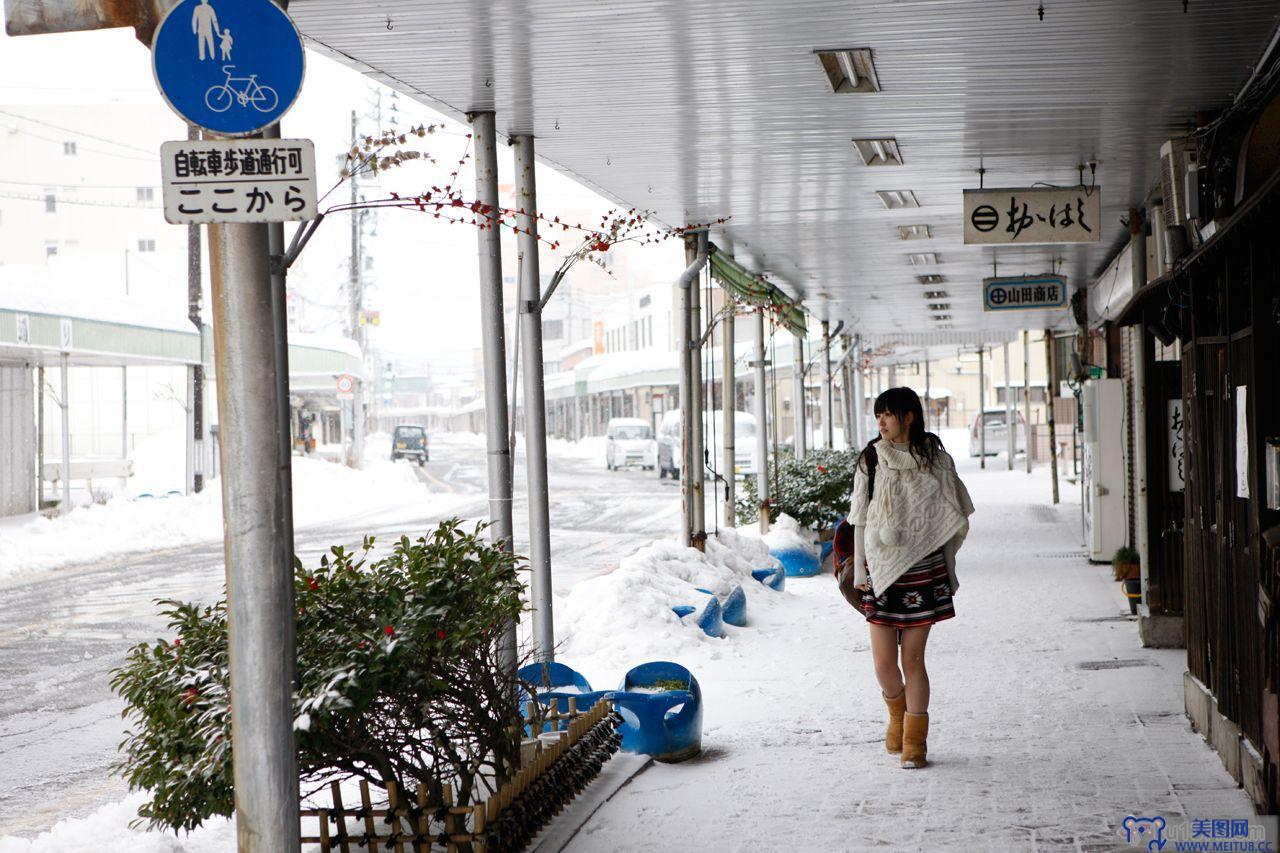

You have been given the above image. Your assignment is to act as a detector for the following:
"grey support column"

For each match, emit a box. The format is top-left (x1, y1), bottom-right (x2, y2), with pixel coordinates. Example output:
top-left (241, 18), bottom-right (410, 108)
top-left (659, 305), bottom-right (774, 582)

top-left (924, 353), bottom-right (931, 432)
top-left (1004, 342), bottom-right (1014, 470)
top-left (207, 219), bottom-right (299, 852)
top-left (1130, 211), bottom-right (1150, 605)
top-left (470, 111), bottom-right (516, 669)
top-left (723, 309), bottom-right (736, 527)
top-left (690, 252), bottom-right (705, 549)
top-left (59, 353), bottom-right (70, 516)
top-left (1024, 330), bottom-right (1032, 474)
top-left (512, 134), bottom-right (554, 662)
top-left (676, 233), bottom-right (707, 547)
top-left (793, 331), bottom-right (807, 459)
top-left (978, 347), bottom-right (987, 468)
top-left (753, 309), bottom-right (770, 533)
top-left (1045, 331), bottom-right (1060, 504)
top-left (821, 320), bottom-right (834, 449)
top-left (852, 334), bottom-right (865, 448)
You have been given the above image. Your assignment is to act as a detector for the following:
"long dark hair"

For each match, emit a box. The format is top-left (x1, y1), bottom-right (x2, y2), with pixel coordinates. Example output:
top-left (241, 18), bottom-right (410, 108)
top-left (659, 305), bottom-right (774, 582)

top-left (866, 386), bottom-right (944, 468)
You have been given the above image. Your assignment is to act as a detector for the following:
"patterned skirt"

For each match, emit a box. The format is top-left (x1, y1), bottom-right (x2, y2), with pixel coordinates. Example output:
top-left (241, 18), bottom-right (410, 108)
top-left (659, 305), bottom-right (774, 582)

top-left (859, 547), bottom-right (955, 628)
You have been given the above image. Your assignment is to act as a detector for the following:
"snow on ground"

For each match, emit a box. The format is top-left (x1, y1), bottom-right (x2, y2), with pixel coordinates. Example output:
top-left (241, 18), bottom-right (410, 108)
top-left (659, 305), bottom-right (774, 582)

top-left (0, 433), bottom-right (460, 582)
top-left (557, 456), bottom-right (1256, 852)
top-left (546, 434), bottom-right (607, 462)
top-left (3, 442), bottom-right (1252, 852)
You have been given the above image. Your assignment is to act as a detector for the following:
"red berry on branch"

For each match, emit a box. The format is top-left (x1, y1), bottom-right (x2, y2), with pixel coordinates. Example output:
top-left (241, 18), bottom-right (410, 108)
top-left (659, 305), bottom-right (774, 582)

top-left (384, 625), bottom-right (395, 636)
top-left (436, 629), bottom-right (447, 640)
top-left (306, 577), bottom-right (318, 590)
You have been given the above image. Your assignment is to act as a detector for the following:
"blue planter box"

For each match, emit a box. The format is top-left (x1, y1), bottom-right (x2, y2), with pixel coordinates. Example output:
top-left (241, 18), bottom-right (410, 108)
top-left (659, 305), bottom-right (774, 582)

top-left (771, 545), bottom-right (821, 577)
top-left (672, 596), bottom-right (723, 638)
top-left (609, 661), bottom-right (703, 763)
top-left (751, 567), bottom-right (786, 591)
top-left (691, 584), bottom-right (747, 628)
top-left (517, 661), bottom-right (609, 731)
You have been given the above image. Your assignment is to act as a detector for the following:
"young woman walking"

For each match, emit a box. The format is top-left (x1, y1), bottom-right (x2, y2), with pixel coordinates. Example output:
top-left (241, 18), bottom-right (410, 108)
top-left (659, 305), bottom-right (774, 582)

top-left (838, 387), bottom-right (974, 769)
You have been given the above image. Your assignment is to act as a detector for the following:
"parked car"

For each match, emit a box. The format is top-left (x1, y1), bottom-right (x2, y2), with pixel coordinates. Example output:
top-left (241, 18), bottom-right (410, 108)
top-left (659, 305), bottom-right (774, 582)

top-left (605, 417), bottom-right (657, 470)
top-left (391, 425), bottom-right (429, 465)
top-left (968, 407), bottom-right (1027, 457)
top-left (656, 409), bottom-right (758, 479)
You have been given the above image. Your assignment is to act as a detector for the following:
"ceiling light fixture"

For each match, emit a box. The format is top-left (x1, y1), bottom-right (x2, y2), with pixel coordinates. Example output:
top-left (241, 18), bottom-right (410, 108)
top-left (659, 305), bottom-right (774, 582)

top-left (927, 303), bottom-right (950, 311)
top-left (815, 48), bottom-right (881, 93)
top-left (907, 252), bottom-right (939, 265)
top-left (917, 274), bottom-right (945, 284)
top-left (853, 138), bottom-right (902, 166)
top-left (897, 224), bottom-right (931, 240)
top-left (876, 190), bottom-right (919, 209)
top-left (924, 290), bottom-right (948, 299)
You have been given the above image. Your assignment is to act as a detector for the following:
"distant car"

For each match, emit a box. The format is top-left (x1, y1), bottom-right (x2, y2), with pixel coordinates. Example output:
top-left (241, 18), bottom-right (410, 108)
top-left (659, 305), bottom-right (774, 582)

top-left (391, 425), bottom-right (429, 465)
top-left (605, 417), bottom-right (656, 470)
top-left (656, 409), bottom-right (758, 479)
top-left (968, 407), bottom-right (1027, 457)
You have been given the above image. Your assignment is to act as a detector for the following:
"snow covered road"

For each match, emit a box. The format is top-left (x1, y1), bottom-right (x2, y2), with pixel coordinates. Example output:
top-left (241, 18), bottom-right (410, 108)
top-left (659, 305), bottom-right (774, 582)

top-left (0, 432), bottom-right (679, 839)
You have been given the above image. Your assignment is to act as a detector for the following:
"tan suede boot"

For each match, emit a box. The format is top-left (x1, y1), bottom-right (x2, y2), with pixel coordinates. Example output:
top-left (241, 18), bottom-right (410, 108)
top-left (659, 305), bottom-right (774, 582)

top-left (883, 689), bottom-right (907, 754)
top-left (901, 711), bottom-right (929, 769)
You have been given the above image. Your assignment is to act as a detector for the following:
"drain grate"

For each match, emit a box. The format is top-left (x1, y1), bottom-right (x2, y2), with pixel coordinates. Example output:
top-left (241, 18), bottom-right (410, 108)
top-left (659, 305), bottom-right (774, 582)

top-left (1034, 551), bottom-right (1089, 560)
top-left (1077, 658), bottom-right (1156, 670)
top-left (1067, 615), bottom-right (1136, 623)
top-left (1029, 505), bottom-right (1060, 523)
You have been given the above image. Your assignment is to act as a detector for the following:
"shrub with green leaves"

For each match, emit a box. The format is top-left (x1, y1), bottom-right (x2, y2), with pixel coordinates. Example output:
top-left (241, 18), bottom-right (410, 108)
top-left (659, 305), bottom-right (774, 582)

top-left (735, 447), bottom-right (860, 529)
top-left (111, 519), bottom-right (527, 833)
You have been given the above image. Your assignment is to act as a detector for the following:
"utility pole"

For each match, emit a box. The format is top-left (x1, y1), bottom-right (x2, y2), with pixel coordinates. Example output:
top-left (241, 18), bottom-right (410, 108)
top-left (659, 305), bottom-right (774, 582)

top-left (347, 109), bottom-right (364, 469)
top-left (821, 320), bottom-right (834, 449)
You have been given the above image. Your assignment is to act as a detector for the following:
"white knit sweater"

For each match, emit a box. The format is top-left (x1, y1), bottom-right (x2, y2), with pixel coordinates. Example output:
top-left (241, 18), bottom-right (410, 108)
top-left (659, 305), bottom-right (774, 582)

top-left (846, 440), bottom-right (975, 595)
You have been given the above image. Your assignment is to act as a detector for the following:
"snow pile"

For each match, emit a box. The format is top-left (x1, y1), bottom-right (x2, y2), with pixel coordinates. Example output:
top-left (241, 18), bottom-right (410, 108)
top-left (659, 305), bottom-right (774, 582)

top-left (758, 513), bottom-right (819, 555)
top-left (555, 527), bottom-right (781, 673)
top-left (0, 794), bottom-right (234, 853)
top-left (0, 447), bottom-right (446, 582)
top-left (545, 435), bottom-right (606, 462)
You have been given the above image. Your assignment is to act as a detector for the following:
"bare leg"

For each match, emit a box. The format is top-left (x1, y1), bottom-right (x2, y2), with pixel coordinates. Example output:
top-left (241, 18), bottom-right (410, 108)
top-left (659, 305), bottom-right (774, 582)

top-left (899, 625), bottom-right (932, 713)
top-left (869, 623), bottom-right (904, 698)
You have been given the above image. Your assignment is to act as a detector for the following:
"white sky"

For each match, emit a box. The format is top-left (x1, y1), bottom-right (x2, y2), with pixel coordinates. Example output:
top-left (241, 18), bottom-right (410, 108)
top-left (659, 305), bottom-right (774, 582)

top-left (0, 21), bottom-right (652, 374)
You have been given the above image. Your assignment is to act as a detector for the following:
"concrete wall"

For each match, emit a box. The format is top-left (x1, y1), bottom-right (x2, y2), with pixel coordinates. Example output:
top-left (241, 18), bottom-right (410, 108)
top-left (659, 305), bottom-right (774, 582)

top-left (0, 364), bottom-right (35, 516)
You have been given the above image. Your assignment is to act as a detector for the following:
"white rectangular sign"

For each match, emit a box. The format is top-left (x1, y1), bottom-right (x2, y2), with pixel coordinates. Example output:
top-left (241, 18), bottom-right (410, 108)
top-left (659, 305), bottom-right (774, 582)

top-left (161, 138), bottom-right (317, 224)
top-left (964, 186), bottom-right (1102, 245)
top-left (1236, 385), bottom-right (1249, 499)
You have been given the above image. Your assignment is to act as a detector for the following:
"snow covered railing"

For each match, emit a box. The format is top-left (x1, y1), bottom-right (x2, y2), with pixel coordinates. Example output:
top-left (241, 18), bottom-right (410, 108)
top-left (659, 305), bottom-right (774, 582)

top-left (299, 698), bottom-right (622, 852)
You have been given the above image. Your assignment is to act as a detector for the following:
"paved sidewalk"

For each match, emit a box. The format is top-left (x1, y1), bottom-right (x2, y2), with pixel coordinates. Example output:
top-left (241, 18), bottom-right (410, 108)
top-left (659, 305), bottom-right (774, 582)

top-left (564, 463), bottom-right (1254, 853)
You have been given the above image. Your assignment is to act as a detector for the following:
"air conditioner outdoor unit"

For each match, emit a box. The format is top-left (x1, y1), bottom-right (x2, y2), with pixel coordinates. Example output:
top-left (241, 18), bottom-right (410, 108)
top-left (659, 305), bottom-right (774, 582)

top-left (1159, 139), bottom-right (1201, 260)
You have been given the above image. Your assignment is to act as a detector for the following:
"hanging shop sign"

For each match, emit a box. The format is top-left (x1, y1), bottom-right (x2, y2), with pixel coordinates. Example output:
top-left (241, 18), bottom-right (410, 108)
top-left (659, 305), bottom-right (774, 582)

top-left (964, 187), bottom-right (1101, 245)
top-left (982, 275), bottom-right (1069, 312)
top-left (160, 138), bottom-right (316, 224)
top-left (1167, 399), bottom-right (1185, 492)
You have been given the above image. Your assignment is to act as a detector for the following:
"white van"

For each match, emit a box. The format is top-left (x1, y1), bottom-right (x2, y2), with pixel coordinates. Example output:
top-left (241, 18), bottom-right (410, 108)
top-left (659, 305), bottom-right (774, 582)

top-left (605, 417), bottom-right (657, 470)
top-left (656, 409), bottom-right (758, 479)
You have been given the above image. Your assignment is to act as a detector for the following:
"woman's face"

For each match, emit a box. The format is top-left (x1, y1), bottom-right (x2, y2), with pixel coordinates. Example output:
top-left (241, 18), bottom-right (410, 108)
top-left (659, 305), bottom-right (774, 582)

top-left (876, 409), bottom-right (914, 443)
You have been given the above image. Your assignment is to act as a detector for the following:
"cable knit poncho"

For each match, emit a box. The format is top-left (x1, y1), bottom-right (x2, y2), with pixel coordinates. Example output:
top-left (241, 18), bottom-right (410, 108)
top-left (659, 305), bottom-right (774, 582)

top-left (846, 440), bottom-right (975, 596)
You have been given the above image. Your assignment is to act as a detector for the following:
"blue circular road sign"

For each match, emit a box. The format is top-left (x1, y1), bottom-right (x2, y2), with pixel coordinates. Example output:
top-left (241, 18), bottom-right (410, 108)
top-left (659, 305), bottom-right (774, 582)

top-left (152, 0), bottom-right (305, 136)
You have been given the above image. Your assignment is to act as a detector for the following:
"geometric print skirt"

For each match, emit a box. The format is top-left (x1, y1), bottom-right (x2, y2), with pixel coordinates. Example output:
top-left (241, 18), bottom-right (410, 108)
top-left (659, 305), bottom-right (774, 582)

top-left (858, 547), bottom-right (955, 628)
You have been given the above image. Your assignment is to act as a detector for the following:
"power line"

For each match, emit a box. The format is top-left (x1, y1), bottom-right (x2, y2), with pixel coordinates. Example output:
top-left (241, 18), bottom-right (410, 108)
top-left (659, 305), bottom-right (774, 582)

top-left (1, 124), bottom-right (156, 162)
top-left (0, 190), bottom-right (159, 209)
top-left (0, 178), bottom-right (155, 190)
top-left (0, 107), bottom-right (156, 155)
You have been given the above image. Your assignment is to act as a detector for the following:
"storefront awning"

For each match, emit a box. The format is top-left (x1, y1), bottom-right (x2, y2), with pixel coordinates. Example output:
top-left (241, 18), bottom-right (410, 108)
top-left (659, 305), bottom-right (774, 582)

top-left (709, 247), bottom-right (807, 337)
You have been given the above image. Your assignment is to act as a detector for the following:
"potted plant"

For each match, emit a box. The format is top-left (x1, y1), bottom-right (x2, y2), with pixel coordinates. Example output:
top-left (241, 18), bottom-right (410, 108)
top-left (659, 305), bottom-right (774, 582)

top-left (1112, 545), bottom-right (1142, 614)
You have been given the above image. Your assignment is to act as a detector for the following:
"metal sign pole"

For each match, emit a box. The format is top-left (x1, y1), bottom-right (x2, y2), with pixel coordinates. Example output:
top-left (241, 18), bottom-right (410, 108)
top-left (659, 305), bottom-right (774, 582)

top-left (59, 353), bottom-right (70, 515)
top-left (690, 251), bottom-right (706, 550)
top-left (470, 111), bottom-right (517, 673)
top-left (512, 134), bottom-right (554, 662)
top-left (208, 219), bottom-right (300, 852)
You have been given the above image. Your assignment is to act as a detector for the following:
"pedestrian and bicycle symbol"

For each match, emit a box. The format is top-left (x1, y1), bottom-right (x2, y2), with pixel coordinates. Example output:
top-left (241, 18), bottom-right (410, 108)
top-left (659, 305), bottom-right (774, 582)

top-left (152, 0), bottom-right (304, 136)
